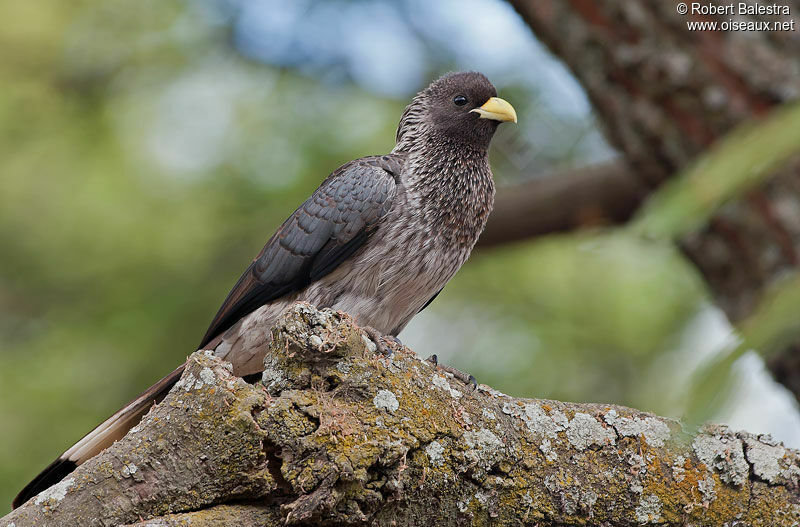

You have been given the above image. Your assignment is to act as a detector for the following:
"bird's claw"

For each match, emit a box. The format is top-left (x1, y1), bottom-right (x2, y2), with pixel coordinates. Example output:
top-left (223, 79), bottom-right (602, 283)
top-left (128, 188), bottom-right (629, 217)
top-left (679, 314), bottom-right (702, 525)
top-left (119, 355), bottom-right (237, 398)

top-left (386, 335), bottom-right (403, 347)
top-left (362, 326), bottom-right (398, 358)
top-left (427, 355), bottom-right (478, 391)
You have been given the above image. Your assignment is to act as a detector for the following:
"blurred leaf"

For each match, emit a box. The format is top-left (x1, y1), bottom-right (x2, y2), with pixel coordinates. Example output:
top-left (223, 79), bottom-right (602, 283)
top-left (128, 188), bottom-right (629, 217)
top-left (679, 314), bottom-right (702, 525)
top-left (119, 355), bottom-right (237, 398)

top-left (686, 272), bottom-right (800, 425)
top-left (738, 273), bottom-right (800, 357)
top-left (631, 102), bottom-right (800, 240)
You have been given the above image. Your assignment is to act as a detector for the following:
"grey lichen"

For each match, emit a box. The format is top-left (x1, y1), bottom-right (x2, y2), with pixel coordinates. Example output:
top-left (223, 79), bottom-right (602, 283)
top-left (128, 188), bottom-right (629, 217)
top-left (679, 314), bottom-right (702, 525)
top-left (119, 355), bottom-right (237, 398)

top-left (175, 367), bottom-right (217, 392)
top-left (671, 455), bottom-right (686, 482)
top-left (34, 477), bottom-right (74, 508)
top-left (566, 412), bottom-right (615, 451)
top-left (581, 489), bottom-right (598, 517)
top-left (474, 489), bottom-right (491, 507)
top-left (697, 476), bottom-right (716, 503)
top-left (277, 302), bottom-right (357, 357)
top-left (431, 373), bottom-right (463, 398)
top-left (175, 372), bottom-right (195, 391)
top-left (463, 428), bottom-right (505, 469)
top-left (543, 474), bottom-right (559, 494)
top-left (559, 490), bottom-right (578, 515)
top-left (604, 410), bottom-right (670, 447)
top-left (634, 494), bottom-right (662, 524)
top-left (464, 428), bottom-right (503, 453)
top-left (373, 389), bottom-right (399, 413)
top-left (744, 436), bottom-right (785, 483)
top-left (121, 463), bottom-right (139, 478)
top-left (199, 367), bottom-right (216, 386)
top-left (539, 439), bottom-right (557, 462)
top-left (425, 441), bottom-right (445, 467)
top-left (693, 431), bottom-right (749, 486)
top-left (502, 402), bottom-right (567, 440)
top-left (261, 358), bottom-right (286, 392)
top-left (479, 386), bottom-right (509, 398)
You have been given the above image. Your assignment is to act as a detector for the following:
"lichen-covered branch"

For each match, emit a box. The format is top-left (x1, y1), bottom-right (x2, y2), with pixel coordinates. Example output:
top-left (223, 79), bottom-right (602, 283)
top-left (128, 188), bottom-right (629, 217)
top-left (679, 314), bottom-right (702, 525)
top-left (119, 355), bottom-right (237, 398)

top-left (4, 304), bottom-right (799, 526)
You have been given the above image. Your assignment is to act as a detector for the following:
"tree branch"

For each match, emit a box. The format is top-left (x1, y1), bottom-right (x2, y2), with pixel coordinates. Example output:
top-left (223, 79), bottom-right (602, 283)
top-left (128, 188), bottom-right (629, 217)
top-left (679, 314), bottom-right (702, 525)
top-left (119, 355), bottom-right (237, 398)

top-left (5, 304), bottom-right (799, 526)
top-left (504, 0), bottom-right (800, 401)
top-left (477, 160), bottom-right (646, 248)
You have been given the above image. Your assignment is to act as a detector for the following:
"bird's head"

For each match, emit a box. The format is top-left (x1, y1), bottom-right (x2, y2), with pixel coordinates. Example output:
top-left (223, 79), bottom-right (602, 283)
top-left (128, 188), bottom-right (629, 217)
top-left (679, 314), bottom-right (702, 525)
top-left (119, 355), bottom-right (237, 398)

top-left (395, 71), bottom-right (517, 152)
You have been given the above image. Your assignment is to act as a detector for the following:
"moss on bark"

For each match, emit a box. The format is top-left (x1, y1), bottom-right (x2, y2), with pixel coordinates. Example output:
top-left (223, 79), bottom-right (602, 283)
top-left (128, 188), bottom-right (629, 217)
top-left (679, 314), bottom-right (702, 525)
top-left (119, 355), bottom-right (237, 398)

top-left (4, 303), bottom-right (799, 526)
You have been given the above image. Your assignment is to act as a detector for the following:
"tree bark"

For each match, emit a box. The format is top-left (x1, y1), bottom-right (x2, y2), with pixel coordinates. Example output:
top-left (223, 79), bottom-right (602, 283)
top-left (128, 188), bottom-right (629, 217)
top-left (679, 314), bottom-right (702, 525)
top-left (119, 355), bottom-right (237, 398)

top-left (4, 304), bottom-right (798, 526)
top-left (478, 160), bottom-right (646, 248)
top-left (504, 0), bottom-right (800, 395)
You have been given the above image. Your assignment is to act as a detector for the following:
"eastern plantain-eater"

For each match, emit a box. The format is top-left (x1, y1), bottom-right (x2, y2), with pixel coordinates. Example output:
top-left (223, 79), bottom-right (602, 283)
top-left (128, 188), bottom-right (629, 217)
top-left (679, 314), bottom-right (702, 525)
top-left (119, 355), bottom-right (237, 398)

top-left (13, 71), bottom-right (517, 508)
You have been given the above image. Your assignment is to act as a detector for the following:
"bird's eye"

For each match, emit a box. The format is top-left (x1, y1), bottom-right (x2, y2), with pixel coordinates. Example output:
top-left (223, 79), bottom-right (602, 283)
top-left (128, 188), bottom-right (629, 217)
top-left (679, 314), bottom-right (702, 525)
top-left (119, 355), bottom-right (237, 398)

top-left (453, 95), bottom-right (468, 106)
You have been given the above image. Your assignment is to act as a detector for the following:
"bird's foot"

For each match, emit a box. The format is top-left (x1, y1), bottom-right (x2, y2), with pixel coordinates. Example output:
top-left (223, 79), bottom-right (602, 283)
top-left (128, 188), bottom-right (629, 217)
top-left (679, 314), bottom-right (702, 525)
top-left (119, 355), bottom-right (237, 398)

top-left (426, 354), bottom-right (478, 390)
top-left (362, 326), bottom-right (401, 358)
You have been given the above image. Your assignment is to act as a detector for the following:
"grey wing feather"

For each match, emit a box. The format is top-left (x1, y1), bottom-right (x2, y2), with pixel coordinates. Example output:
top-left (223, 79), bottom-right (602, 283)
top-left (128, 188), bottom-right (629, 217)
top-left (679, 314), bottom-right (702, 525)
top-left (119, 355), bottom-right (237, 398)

top-left (199, 156), bottom-right (401, 347)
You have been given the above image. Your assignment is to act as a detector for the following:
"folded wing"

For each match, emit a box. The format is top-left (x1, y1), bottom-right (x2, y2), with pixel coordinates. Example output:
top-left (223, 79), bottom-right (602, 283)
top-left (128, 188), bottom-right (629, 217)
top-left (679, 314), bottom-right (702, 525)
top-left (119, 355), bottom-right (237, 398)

top-left (199, 156), bottom-right (400, 347)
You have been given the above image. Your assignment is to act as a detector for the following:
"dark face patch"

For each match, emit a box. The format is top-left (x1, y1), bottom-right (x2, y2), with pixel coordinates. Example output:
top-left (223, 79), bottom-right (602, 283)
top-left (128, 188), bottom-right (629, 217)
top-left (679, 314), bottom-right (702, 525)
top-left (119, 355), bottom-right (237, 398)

top-left (425, 72), bottom-right (502, 149)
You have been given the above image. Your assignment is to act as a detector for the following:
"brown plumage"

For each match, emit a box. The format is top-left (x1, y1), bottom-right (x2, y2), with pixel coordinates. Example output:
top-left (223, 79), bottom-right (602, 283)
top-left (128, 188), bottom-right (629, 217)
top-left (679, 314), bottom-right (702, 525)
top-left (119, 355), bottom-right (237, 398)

top-left (13, 71), bottom-right (516, 508)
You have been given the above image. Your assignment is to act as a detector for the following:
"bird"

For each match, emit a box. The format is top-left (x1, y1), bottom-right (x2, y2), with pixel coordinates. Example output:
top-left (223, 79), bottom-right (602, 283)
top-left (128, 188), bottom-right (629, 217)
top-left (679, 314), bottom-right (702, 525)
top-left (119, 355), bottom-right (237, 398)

top-left (12, 71), bottom-right (517, 509)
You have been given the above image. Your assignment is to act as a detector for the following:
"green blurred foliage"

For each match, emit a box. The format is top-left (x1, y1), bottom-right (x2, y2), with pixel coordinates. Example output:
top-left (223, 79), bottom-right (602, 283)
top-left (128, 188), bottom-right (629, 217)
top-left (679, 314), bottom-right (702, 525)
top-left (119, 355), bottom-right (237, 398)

top-left (4, 0), bottom-right (799, 513)
top-left (686, 272), bottom-right (800, 426)
top-left (426, 232), bottom-right (704, 410)
top-left (627, 101), bottom-right (800, 427)
top-left (0, 0), bottom-right (404, 507)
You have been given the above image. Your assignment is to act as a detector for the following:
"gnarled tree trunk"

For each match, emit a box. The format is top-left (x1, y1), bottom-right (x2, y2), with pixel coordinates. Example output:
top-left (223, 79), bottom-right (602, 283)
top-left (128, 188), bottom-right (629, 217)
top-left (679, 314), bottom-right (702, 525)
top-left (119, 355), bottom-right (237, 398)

top-left (496, 0), bottom-right (800, 397)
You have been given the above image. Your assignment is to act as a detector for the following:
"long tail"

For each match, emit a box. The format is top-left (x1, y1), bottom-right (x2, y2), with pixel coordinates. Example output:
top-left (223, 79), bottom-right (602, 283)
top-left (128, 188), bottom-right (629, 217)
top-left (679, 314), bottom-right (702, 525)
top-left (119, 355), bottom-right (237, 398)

top-left (12, 363), bottom-right (186, 509)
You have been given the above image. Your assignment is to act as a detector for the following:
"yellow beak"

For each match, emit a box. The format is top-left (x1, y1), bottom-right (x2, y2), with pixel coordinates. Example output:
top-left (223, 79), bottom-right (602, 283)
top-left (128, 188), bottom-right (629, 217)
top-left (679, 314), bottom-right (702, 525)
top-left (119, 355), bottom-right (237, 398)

top-left (470, 97), bottom-right (517, 123)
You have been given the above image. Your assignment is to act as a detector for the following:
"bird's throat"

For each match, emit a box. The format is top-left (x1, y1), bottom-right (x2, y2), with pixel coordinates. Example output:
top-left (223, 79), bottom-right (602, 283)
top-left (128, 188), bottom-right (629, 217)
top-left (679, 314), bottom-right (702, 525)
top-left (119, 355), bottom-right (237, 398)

top-left (403, 146), bottom-right (495, 251)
